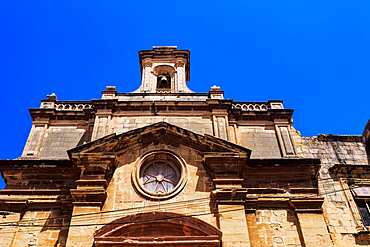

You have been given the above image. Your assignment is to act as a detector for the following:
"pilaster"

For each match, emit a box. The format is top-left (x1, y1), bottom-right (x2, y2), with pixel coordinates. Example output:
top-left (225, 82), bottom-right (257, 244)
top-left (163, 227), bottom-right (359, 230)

top-left (66, 206), bottom-right (101, 247)
top-left (274, 119), bottom-right (298, 157)
top-left (211, 109), bottom-right (229, 141)
top-left (67, 154), bottom-right (116, 247)
top-left (143, 60), bottom-right (153, 92)
top-left (0, 211), bottom-right (21, 246)
top-left (290, 199), bottom-right (333, 247)
top-left (22, 120), bottom-right (49, 157)
top-left (218, 204), bottom-right (250, 247)
top-left (92, 109), bottom-right (113, 141)
top-left (206, 152), bottom-right (250, 246)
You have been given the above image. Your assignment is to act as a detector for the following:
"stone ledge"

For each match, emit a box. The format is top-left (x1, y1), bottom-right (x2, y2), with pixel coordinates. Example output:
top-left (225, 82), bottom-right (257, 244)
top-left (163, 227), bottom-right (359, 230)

top-left (318, 134), bottom-right (363, 142)
top-left (354, 231), bottom-right (370, 241)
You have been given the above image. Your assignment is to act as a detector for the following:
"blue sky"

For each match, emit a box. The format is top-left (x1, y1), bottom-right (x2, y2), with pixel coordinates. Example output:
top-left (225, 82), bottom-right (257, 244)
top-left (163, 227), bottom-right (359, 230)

top-left (0, 1), bottom-right (369, 189)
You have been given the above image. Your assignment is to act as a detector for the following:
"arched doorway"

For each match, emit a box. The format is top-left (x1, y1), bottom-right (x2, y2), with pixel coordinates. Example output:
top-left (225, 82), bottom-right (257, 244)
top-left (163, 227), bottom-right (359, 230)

top-left (94, 212), bottom-right (222, 246)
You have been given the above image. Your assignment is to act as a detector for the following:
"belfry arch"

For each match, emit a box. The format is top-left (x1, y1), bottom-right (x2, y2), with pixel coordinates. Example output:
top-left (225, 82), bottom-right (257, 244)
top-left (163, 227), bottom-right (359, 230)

top-left (93, 212), bottom-right (222, 246)
top-left (153, 65), bottom-right (175, 90)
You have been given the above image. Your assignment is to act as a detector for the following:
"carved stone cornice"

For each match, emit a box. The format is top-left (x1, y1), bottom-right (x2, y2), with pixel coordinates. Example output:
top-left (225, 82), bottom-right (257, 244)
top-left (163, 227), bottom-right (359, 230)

top-left (0, 197), bottom-right (28, 212)
top-left (204, 152), bottom-right (249, 189)
top-left (68, 122), bottom-right (251, 155)
top-left (289, 197), bottom-right (325, 213)
top-left (68, 153), bottom-right (116, 206)
top-left (212, 188), bottom-right (248, 204)
top-left (174, 60), bottom-right (185, 68)
top-left (329, 164), bottom-right (370, 177)
top-left (69, 153), bottom-right (117, 170)
top-left (70, 188), bottom-right (107, 206)
top-left (143, 60), bottom-right (153, 67)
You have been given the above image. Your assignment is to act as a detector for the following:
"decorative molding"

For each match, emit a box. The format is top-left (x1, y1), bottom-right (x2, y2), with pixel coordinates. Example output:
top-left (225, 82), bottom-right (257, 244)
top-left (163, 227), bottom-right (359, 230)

top-left (274, 122), bottom-right (298, 157)
top-left (144, 61), bottom-right (153, 67)
top-left (55, 103), bottom-right (93, 111)
top-left (232, 103), bottom-right (269, 111)
top-left (175, 60), bottom-right (185, 67)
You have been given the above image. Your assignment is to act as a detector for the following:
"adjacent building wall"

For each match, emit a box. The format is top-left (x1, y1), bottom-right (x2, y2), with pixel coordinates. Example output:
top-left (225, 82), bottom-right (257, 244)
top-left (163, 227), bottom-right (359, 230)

top-left (293, 130), bottom-right (370, 246)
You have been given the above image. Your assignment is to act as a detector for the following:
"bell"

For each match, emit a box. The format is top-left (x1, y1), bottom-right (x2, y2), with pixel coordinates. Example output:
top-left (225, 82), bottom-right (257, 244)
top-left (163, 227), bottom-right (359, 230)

top-left (159, 76), bottom-right (169, 88)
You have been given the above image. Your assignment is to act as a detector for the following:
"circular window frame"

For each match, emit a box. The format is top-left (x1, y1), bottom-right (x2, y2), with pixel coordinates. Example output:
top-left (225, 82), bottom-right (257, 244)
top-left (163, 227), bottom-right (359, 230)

top-left (132, 150), bottom-right (188, 200)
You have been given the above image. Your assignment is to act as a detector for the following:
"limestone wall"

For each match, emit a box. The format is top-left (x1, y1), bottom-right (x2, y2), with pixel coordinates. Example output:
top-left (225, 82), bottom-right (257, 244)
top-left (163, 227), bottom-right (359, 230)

top-left (246, 210), bottom-right (302, 247)
top-left (9, 210), bottom-right (68, 247)
top-left (296, 134), bottom-right (368, 172)
top-left (238, 125), bottom-right (282, 158)
top-left (111, 116), bottom-right (213, 136)
top-left (22, 126), bottom-right (85, 159)
top-left (39, 127), bottom-right (85, 159)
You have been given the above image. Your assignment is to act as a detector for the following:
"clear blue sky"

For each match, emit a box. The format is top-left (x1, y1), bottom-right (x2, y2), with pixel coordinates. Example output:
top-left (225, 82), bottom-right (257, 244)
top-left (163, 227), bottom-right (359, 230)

top-left (0, 1), bottom-right (369, 189)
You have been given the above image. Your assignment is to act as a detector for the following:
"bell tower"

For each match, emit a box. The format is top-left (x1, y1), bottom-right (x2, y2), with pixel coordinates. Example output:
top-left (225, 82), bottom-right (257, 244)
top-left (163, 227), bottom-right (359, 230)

top-left (133, 46), bottom-right (192, 93)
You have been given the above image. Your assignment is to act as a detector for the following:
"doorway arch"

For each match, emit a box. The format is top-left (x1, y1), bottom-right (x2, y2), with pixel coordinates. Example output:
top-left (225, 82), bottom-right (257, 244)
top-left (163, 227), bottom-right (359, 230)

top-left (94, 211), bottom-right (222, 246)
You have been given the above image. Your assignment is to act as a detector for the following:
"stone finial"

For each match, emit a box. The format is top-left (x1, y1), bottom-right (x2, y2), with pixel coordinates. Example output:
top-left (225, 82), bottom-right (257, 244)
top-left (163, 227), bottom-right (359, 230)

top-left (211, 85), bottom-right (220, 91)
top-left (269, 100), bottom-right (284, 109)
top-left (46, 93), bottom-right (57, 101)
top-left (102, 86), bottom-right (117, 99)
top-left (106, 86), bottom-right (117, 92)
top-left (209, 86), bottom-right (224, 99)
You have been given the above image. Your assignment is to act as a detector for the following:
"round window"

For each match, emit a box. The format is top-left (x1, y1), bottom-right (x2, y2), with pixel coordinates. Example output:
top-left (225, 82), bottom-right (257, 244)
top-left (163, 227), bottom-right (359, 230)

top-left (132, 150), bottom-right (188, 200)
top-left (141, 161), bottom-right (180, 195)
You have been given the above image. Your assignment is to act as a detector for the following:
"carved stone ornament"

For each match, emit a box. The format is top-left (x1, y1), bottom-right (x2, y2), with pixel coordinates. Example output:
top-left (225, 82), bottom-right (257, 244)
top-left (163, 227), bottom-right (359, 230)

top-left (132, 150), bottom-right (188, 200)
top-left (175, 60), bottom-right (185, 67)
top-left (144, 61), bottom-right (153, 67)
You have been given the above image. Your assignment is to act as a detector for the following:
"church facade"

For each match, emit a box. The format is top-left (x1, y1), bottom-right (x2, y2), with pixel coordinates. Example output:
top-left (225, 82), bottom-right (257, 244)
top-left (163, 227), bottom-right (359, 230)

top-left (0, 46), bottom-right (369, 247)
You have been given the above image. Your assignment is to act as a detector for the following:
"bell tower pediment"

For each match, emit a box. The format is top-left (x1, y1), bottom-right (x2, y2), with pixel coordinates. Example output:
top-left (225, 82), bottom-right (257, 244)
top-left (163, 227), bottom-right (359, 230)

top-left (133, 46), bottom-right (192, 93)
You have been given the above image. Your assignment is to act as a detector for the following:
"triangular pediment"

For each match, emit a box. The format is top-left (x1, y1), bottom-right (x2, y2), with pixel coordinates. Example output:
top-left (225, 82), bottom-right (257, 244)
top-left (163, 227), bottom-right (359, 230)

top-left (68, 122), bottom-right (251, 157)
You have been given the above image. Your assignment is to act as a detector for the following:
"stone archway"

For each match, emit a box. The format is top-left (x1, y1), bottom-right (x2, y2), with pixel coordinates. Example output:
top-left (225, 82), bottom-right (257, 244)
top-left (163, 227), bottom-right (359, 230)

top-left (94, 212), bottom-right (222, 246)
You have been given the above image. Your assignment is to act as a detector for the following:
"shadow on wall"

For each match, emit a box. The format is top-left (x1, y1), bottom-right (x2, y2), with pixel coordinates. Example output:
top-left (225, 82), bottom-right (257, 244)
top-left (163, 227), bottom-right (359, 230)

top-left (39, 209), bottom-right (69, 246)
top-left (195, 163), bottom-right (212, 193)
top-left (366, 144), bottom-right (370, 165)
